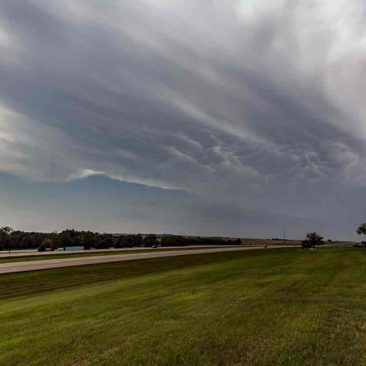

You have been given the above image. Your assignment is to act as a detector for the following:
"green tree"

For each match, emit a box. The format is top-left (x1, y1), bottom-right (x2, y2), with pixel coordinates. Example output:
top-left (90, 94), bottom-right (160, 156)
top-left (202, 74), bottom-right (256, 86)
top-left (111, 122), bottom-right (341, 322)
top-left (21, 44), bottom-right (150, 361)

top-left (302, 232), bottom-right (323, 249)
top-left (0, 227), bottom-right (13, 252)
top-left (142, 234), bottom-right (158, 247)
top-left (38, 238), bottom-right (56, 252)
top-left (306, 232), bottom-right (323, 244)
top-left (357, 223), bottom-right (366, 236)
top-left (0, 226), bottom-right (13, 235)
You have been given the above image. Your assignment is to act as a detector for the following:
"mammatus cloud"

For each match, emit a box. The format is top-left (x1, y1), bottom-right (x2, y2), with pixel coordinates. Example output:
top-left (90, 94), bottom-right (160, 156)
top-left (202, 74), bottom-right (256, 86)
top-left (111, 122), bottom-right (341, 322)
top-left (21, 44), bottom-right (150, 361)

top-left (0, 0), bottom-right (366, 238)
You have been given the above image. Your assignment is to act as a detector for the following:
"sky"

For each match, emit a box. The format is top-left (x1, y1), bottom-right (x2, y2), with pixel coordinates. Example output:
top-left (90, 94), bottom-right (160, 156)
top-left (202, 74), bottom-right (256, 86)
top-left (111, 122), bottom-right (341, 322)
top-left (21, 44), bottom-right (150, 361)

top-left (0, 0), bottom-right (366, 240)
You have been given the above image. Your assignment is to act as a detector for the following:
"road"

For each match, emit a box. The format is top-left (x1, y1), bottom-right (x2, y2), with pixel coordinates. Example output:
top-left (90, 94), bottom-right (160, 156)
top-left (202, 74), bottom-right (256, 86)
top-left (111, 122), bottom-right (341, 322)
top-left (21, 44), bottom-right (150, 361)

top-left (0, 245), bottom-right (298, 274)
top-left (0, 245), bottom-right (229, 258)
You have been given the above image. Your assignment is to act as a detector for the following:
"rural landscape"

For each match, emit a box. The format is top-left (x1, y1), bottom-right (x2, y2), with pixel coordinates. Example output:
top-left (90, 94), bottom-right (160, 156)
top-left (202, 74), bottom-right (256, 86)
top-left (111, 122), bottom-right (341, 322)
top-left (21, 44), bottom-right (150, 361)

top-left (1, 225), bottom-right (366, 364)
top-left (1, 0), bottom-right (366, 365)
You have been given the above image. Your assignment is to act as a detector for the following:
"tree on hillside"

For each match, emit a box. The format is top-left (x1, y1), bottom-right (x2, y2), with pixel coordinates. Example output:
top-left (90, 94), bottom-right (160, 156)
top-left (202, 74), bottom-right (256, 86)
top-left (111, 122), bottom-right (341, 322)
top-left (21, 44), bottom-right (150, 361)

top-left (302, 232), bottom-right (323, 249)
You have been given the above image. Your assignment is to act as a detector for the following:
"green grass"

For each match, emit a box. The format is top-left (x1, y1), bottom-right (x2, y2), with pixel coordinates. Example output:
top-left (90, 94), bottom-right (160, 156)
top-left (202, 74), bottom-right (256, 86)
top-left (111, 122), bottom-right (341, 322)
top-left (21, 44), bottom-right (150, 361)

top-left (1, 248), bottom-right (366, 365)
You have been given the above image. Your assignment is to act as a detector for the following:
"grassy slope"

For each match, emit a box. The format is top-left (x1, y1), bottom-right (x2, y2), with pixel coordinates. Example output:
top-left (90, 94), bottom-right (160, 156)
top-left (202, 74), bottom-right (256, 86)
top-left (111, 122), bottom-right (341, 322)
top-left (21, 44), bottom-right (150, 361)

top-left (1, 248), bottom-right (366, 365)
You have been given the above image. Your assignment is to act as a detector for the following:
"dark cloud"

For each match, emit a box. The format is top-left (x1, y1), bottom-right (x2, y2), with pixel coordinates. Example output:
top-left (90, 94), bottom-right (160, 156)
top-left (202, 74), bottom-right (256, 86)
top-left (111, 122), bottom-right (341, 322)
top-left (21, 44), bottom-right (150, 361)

top-left (0, 0), bottom-right (365, 239)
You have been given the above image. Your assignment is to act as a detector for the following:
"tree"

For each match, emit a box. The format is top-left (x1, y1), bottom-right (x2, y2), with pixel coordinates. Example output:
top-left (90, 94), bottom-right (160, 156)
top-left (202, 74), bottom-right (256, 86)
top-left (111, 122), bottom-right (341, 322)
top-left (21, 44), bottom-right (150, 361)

top-left (302, 232), bottom-right (323, 249)
top-left (142, 234), bottom-right (158, 247)
top-left (0, 227), bottom-right (13, 235)
top-left (306, 232), bottom-right (323, 244)
top-left (38, 238), bottom-right (56, 252)
top-left (357, 223), bottom-right (366, 236)
top-left (0, 227), bottom-right (13, 252)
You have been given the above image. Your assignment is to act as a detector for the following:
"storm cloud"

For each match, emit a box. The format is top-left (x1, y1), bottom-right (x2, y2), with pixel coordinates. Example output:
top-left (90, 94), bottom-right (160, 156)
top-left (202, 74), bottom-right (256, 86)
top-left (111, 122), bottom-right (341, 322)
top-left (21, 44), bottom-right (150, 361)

top-left (0, 0), bottom-right (366, 239)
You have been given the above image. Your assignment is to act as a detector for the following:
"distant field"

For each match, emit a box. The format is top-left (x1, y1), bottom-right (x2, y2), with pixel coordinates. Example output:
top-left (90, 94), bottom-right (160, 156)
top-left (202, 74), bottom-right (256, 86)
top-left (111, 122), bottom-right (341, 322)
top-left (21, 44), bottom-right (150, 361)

top-left (1, 248), bottom-right (365, 365)
top-left (240, 238), bottom-right (300, 246)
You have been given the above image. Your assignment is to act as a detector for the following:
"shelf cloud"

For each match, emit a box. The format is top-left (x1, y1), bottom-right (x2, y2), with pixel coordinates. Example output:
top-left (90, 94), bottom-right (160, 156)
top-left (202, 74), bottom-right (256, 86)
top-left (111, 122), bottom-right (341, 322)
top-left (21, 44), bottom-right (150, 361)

top-left (0, 0), bottom-right (366, 238)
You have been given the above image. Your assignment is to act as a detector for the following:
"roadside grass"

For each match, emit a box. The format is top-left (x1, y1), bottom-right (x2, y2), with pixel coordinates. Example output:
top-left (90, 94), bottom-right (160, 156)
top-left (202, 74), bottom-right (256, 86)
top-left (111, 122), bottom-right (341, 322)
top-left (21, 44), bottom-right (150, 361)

top-left (1, 248), bottom-right (366, 365)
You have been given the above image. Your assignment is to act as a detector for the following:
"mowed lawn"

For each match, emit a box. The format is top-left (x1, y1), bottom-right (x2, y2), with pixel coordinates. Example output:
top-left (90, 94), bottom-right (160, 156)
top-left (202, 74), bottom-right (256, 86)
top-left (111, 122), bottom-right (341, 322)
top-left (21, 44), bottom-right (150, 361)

top-left (1, 248), bottom-right (366, 365)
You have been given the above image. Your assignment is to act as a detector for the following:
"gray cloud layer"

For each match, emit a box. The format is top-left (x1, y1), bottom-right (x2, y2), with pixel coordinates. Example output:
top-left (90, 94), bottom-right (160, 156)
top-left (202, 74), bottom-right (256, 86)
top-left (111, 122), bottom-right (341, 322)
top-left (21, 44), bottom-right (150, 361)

top-left (0, 0), bottom-right (366, 238)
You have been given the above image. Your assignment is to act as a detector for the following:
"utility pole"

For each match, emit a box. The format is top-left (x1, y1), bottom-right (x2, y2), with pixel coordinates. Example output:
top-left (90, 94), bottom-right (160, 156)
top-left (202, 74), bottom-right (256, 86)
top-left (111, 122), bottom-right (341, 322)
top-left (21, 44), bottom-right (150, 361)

top-left (283, 228), bottom-right (286, 244)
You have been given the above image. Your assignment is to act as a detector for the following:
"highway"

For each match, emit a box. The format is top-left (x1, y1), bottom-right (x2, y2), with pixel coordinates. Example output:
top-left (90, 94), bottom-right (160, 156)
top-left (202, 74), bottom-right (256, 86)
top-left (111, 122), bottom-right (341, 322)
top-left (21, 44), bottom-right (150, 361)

top-left (0, 245), bottom-right (298, 274)
top-left (0, 245), bottom-right (233, 258)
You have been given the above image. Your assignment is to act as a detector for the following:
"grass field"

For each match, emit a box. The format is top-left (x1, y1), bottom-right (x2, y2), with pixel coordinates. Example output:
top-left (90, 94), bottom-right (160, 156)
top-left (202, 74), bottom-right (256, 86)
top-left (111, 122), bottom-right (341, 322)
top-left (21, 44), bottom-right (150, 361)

top-left (1, 248), bottom-right (366, 365)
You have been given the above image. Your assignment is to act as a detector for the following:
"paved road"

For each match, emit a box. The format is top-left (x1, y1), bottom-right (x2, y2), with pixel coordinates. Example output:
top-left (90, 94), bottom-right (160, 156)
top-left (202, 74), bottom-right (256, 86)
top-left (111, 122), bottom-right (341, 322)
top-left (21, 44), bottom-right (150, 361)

top-left (0, 245), bottom-right (298, 274)
top-left (0, 245), bottom-right (228, 258)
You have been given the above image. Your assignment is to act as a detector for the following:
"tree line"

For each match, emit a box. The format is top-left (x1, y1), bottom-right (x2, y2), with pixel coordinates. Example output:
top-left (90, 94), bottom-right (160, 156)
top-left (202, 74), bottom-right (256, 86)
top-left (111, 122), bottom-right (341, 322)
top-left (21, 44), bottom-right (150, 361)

top-left (0, 227), bottom-right (240, 251)
top-left (301, 222), bottom-right (366, 249)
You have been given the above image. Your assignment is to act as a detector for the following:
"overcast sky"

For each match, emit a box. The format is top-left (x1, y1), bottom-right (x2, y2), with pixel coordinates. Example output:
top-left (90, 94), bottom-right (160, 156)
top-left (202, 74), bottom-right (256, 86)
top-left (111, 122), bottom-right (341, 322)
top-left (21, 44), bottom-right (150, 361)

top-left (0, 0), bottom-right (366, 239)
